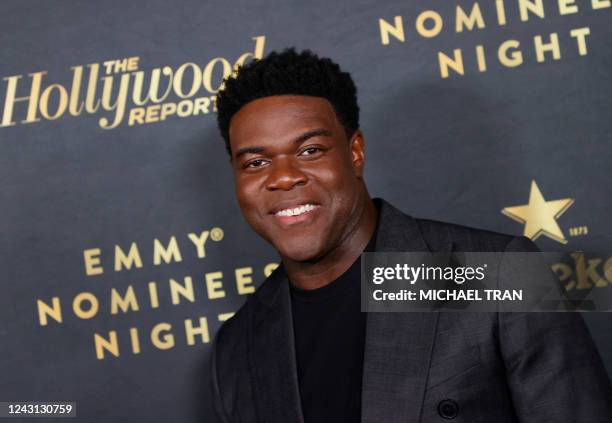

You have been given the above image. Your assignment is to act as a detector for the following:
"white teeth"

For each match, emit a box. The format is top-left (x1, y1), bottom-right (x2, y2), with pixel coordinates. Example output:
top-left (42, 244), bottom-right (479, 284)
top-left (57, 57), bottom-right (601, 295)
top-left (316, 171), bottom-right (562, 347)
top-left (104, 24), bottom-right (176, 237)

top-left (276, 204), bottom-right (317, 217)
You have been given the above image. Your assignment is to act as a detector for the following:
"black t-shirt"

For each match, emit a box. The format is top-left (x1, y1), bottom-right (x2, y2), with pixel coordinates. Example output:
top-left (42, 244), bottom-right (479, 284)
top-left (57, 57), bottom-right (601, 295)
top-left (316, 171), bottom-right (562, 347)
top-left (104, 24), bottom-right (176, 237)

top-left (289, 228), bottom-right (378, 423)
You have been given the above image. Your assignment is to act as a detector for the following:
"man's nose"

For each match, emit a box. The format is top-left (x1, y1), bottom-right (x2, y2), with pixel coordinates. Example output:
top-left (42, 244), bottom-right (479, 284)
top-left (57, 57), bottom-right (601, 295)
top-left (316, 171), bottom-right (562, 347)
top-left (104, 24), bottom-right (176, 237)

top-left (265, 157), bottom-right (308, 191)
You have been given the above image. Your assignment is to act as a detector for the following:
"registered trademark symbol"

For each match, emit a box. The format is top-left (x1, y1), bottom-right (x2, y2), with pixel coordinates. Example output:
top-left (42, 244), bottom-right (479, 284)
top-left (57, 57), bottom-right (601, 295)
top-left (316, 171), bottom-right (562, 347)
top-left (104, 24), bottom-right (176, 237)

top-left (210, 227), bottom-right (224, 241)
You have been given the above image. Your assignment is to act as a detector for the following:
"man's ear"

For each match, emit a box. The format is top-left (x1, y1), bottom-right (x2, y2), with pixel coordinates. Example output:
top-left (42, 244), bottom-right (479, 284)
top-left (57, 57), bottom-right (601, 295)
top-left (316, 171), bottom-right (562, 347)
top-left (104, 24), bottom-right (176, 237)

top-left (349, 130), bottom-right (366, 178)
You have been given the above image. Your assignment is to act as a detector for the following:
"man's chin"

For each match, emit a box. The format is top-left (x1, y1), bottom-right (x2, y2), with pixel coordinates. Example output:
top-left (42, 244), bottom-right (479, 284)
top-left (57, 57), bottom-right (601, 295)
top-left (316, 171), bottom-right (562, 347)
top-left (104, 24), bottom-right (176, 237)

top-left (276, 241), bottom-right (324, 263)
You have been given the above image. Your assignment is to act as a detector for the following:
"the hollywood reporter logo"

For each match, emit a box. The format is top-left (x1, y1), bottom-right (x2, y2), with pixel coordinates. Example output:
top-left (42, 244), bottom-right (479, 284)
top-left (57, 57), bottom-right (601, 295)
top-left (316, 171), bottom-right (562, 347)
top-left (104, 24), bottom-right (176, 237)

top-left (0, 36), bottom-right (265, 130)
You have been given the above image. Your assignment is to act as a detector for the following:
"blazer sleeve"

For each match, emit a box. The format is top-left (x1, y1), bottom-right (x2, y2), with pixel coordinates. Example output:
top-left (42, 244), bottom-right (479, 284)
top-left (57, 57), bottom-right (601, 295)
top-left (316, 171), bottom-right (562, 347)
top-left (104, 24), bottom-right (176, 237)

top-left (211, 326), bottom-right (232, 423)
top-left (498, 236), bottom-right (612, 422)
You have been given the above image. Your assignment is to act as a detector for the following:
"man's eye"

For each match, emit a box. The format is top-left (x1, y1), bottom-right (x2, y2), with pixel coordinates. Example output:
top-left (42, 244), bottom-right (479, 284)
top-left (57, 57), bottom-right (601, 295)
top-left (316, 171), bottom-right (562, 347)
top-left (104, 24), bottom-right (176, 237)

top-left (245, 159), bottom-right (266, 168)
top-left (300, 147), bottom-right (323, 156)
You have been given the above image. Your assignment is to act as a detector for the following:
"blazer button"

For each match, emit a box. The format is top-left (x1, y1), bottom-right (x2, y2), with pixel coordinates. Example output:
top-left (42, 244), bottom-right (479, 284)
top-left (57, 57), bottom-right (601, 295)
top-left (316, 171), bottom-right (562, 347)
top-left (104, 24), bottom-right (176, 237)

top-left (438, 399), bottom-right (459, 419)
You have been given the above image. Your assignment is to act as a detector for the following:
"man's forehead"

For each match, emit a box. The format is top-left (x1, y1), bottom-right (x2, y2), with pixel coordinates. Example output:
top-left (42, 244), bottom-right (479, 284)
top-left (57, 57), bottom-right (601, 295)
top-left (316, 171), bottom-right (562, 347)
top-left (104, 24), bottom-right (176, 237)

top-left (229, 95), bottom-right (339, 140)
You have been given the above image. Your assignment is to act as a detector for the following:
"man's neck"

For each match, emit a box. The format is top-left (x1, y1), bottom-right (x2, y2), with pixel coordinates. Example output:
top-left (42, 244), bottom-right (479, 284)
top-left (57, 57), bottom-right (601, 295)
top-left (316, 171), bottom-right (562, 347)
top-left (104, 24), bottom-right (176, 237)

top-left (283, 196), bottom-right (378, 291)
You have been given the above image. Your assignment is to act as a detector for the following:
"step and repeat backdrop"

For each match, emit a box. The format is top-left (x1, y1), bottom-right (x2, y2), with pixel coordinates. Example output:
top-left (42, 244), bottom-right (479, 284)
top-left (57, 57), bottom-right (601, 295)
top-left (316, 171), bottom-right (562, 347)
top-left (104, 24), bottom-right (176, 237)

top-left (1, 0), bottom-right (610, 421)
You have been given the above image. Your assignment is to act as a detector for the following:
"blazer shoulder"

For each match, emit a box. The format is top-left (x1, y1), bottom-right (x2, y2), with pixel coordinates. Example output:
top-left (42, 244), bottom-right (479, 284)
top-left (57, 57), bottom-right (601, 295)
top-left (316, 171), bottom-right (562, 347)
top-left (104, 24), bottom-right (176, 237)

top-left (413, 217), bottom-right (527, 252)
top-left (214, 295), bottom-right (252, 354)
top-left (211, 287), bottom-right (259, 422)
top-left (214, 270), bottom-right (279, 352)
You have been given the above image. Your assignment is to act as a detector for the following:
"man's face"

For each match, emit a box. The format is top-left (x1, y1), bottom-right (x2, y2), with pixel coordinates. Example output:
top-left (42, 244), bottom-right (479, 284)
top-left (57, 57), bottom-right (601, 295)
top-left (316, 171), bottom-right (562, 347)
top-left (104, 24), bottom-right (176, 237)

top-left (228, 95), bottom-right (366, 262)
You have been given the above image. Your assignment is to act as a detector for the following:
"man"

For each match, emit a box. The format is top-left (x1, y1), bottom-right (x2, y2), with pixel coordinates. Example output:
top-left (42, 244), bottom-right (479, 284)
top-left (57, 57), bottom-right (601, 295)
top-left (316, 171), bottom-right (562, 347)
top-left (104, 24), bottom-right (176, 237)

top-left (210, 48), bottom-right (612, 422)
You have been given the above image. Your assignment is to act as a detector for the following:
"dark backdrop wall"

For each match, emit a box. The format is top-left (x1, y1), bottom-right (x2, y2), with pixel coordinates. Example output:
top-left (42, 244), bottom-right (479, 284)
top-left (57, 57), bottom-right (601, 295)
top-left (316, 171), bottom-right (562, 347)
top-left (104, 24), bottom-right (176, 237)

top-left (1, 1), bottom-right (610, 421)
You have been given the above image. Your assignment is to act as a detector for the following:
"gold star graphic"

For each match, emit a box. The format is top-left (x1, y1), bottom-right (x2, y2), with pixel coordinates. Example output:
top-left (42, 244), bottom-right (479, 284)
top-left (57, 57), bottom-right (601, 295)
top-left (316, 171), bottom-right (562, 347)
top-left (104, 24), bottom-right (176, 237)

top-left (501, 180), bottom-right (574, 244)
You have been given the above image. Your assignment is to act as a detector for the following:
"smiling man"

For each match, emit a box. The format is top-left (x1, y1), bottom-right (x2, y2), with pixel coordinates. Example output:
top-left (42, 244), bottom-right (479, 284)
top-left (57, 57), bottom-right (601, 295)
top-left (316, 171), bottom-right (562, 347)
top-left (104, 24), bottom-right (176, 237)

top-left (210, 49), bottom-right (612, 423)
top-left (227, 94), bottom-right (377, 290)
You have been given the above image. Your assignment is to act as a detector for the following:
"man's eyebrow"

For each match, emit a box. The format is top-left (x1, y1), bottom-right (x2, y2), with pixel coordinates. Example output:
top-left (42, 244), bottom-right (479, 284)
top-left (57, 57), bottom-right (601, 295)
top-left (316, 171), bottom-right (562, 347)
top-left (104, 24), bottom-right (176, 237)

top-left (292, 128), bottom-right (332, 144)
top-left (233, 128), bottom-right (332, 160)
top-left (234, 146), bottom-right (265, 160)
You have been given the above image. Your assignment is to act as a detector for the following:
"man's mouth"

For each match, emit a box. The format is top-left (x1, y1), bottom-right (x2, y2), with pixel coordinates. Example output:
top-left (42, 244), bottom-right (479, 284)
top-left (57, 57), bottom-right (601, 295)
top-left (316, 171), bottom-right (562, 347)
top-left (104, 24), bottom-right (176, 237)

top-left (271, 203), bottom-right (321, 225)
top-left (274, 203), bottom-right (318, 216)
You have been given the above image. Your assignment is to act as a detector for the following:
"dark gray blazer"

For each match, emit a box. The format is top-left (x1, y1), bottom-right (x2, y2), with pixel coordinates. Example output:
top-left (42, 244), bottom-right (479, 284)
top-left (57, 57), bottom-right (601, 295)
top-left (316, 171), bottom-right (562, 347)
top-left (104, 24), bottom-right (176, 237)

top-left (211, 198), bottom-right (612, 422)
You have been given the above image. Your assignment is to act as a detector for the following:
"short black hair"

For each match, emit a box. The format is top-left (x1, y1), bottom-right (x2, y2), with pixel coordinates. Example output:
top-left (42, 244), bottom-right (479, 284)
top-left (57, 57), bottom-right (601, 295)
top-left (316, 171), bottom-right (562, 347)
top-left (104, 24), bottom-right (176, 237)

top-left (216, 48), bottom-right (360, 156)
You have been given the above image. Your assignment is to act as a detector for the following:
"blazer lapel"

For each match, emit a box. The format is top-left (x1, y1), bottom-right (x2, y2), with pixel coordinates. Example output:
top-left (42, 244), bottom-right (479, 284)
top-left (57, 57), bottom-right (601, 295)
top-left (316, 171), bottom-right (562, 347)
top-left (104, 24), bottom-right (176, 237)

top-left (362, 199), bottom-right (450, 423)
top-left (248, 264), bottom-right (304, 423)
